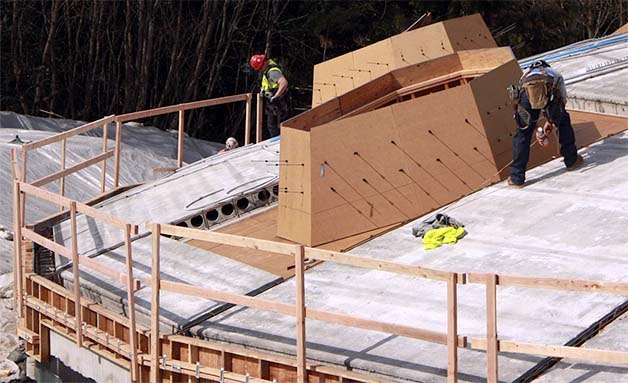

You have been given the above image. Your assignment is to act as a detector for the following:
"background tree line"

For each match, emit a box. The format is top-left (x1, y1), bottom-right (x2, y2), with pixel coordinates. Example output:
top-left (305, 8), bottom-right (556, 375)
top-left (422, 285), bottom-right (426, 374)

top-left (1, 0), bottom-right (625, 143)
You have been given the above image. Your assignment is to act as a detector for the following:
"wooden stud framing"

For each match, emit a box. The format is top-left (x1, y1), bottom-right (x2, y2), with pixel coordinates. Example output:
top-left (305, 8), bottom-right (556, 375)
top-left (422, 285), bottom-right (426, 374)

top-left (124, 224), bottom-right (139, 382)
top-left (256, 93), bottom-right (263, 143)
top-left (447, 272), bottom-right (458, 382)
top-left (113, 121), bottom-right (122, 188)
top-left (178, 110), bottom-right (185, 168)
top-left (295, 245), bottom-right (307, 383)
top-left (486, 274), bottom-right (498, 383)
top-left (245, 94), bottom-right (252, 145)
top-left (70, 202), bottom-right (82, 348)
top-left (150, 223), bottom-right (161, 383)
top-left (101, 122), bottom-right (109, 193)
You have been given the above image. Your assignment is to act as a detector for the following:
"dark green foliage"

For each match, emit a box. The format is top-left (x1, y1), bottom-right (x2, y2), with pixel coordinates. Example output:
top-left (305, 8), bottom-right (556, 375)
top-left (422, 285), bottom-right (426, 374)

top-left (1, 0), bottom-right (625, 143)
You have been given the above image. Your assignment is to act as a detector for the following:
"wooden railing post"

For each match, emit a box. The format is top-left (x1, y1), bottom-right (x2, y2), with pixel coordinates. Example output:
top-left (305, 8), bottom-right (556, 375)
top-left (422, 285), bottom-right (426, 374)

top-left (487, 274), bottom-right (498, 383)
top-left (113, 121), bottom-right (122, 188)
top-left (11, 149), bottom-right (23, 318)
top-left (59, 138), bottom-right (67, 209)
top-left (177, 109), bottom-right (185, 168)
top-left (447, 273), bottom-right (458, 382)
top-left (124, 224), bottom-right (139, 382)
top-left (70, 202), bottom-right (82, 347)
top-left (295, 245), bottom-right (307, 383)
top-left (101, 123), bottom-right (109, 193)
top-left (245, 94), bottom-right (252, 145)
top-left (256, 93), bottom-right (263, 143)
top-left (150, 223), bottom-right (161, 383)
top-left (20, 148), bottom-right (27, 223)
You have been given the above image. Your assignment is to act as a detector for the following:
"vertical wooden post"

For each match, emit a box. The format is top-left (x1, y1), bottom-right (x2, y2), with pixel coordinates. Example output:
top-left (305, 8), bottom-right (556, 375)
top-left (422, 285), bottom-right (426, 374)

top-left (447, 273), bottom-right (458, 383)
top-left (486, 274), bottom-right (498, 383)
top-left (150, 223), bottom-right (161, 383)
top-left (101, 123), bottom-right (109, 193)
top-left (40, 322), bottom-right (50, 362)
top-left (124, 224), bottom-right (139, 382)
top-left (245, 94), bottom-right (252, 145)
top-left (294, 245), bottom-right (307, 383)
top-left (113, 121), bottom-right (122, 188)
top-left (11, 149), bottom-right (23, 318)
top-left (256, 93), bottom-right (263, 143)
top-left (177, 110), bottom-right (185, 168)
top-left (60, 138), bottom-right (67, 202)
top-left (69, 202), bottom-right (82, 347)
top-left (20, 148), bottom-right (27, 223)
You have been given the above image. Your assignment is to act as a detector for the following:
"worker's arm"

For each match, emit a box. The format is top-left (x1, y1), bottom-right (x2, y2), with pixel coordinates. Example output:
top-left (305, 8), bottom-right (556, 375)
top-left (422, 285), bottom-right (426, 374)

top-left (272, 75), bottom-right (288, 99)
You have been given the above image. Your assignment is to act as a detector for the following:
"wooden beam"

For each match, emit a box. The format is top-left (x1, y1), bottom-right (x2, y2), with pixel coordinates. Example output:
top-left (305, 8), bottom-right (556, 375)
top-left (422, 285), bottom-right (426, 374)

top-left (113, 121), bottom-right (122, 188)
top-left (70, 202), bottom-right (83, 348)
top-left (158, 224), bottom-right (295, 255)
top-left (306, 307), bottom-right (464, 346)
top-left (159, 280), bottom-right (294, 316)
top-left (78, 254), bottom-right (141, 291)
top-left (150, 223), bottom-right (161, 383)
top-left (306, 248), bottom-right (454, 282)
top-left (295, 245), bottom-right (307, 383)
top-left (22, 227), bottom-right (71, 258)
top-left (12, 170), bottom-right (24, 318)
top-left (59, 138), bottom-right (66, 205)
top-left (256, 93), bottom-right (263, 143)
top-left (124, 224), bottom-right (139, 382)
top-left (115, 94), bottom-right (249, 122)
top-left (471, 338), bottom-right (628, 365)
top-left (245, 94), bottom-right (252, 145)
top-left (22, 115), bottom-right (115, 151)
top-left (447, 272), bottom-right (458, 382)
top-left (101, 122), bottom-right (109, 193)
top-left (19, 181), bottom-right (71, 209)
top-left (76, 202), bottom-right (138, 233)
top-left (177, 110), bottom-right (184, 168)
top-left (486, 274), bottom-right (498, 383)
top-left (468, 273), bottom-right (628, 295)
top-left (30, 150), bottom-right (114, 188)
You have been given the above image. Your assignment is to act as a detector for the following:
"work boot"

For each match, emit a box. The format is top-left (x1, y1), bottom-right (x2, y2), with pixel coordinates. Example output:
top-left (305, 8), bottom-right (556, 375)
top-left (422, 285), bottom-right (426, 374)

top-left (507, 176), bottom-right (524, 188)
top-left (566, 155), bottom-right (584, 171)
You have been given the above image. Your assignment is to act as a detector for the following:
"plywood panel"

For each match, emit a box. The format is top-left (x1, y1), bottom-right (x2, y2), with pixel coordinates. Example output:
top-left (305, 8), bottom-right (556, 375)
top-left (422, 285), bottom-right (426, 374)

top-left (470, 59), bottom-right (525, 174)
top-left (338, 73), bottom-right (397, 115)
top-left (312, 53), bottom-right (354, 107)
top-left (277, 127), bottom-right (312, 244)
top-left (443, 13), bottom-right (497, 51)
top-left (458, 48), bottom-right (515, 72)
top-left (391, 22), bottom-right (452, 66)
top-left (351, 38), bottom-right (395, 86)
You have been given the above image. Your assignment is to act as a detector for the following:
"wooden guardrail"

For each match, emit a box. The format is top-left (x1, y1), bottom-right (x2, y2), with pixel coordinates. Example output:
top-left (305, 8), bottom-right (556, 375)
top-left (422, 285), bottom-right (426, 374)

top-left (18, 94), bottom-right (263, 202)
top-left (11, 169), bottom-right (628, 382)
top-left (13, 179), bottom-right (142, 381)
top-left (115, 93), bottom-right (260, 177)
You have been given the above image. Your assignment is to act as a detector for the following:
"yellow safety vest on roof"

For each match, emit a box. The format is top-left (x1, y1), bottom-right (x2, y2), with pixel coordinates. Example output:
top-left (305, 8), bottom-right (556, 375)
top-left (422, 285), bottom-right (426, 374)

top-left (261, 59), bottom-right (282, 93)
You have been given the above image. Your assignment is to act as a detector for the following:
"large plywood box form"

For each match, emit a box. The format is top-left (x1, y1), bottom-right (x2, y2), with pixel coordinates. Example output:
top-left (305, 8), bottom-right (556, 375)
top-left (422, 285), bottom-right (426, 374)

top-left (311, 13), bottom-right (496, 107)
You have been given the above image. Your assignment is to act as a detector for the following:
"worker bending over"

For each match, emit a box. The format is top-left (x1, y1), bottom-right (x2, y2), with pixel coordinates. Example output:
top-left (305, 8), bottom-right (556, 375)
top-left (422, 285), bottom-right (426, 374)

top-left (250, 54), bottom-right (289, 139)
top-left (508, 60), bottom-right (583, 187)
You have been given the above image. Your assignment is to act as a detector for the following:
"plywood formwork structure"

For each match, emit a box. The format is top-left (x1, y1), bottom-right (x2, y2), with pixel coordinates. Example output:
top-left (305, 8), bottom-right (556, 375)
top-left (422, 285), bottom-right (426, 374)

top-left (312, 13), bottom-right (497, 107)
top-left (278, 47), bottom-right (543, 246)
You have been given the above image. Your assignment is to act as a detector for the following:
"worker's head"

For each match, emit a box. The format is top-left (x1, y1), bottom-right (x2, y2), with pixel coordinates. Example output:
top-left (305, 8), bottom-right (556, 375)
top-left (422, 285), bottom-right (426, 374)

top-left (225, 137), bottom-right (239, 151)
top-left (249, 54), bottom-right (266, 71)
top-left (530, 59), bottom-right (550, 69)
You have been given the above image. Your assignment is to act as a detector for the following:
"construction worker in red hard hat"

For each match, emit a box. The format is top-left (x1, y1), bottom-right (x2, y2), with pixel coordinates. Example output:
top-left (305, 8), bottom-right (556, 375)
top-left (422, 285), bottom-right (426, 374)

top-left (249, 54), bottom-right (289, 138)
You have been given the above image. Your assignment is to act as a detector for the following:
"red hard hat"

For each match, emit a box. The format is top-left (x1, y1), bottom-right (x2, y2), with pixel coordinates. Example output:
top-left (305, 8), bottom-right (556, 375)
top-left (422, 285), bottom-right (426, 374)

top-left (249, 54), bottom-right (265, 71)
